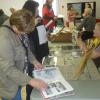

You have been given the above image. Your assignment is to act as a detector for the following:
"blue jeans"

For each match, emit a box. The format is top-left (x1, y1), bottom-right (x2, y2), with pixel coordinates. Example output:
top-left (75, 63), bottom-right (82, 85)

top-left (2, 87), bottom-right (22, 100)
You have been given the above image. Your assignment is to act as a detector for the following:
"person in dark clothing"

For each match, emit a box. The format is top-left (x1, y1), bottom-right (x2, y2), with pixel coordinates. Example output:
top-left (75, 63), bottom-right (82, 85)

top-left (23, 1), bottom-right (49, 100)
top-left (23, 0), bottom-right (49, 62)
top-left (28, 22), bottom-right (49, 63)
top-left (0, 9), bottom-right (8, 26)
top-left (23, 0), bottom-right (39, 16)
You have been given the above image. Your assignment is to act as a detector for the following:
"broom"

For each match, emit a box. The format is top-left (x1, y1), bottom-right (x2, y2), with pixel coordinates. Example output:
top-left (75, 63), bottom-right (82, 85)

top-left (73, 40), bottom-right (96, 79)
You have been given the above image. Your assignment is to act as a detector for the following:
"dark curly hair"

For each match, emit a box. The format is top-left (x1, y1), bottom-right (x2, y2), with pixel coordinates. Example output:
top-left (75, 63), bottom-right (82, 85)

top-left (23, 0), bottom-right (39, 16)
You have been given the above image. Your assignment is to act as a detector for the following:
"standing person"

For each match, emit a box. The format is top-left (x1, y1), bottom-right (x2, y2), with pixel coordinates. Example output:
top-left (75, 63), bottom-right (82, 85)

top-left (0, 9), bottom-right (47, 100)
top-left (77, 8), bottom-right (96, 42)
top-left (76, 7), bottom-right (96, 51)
top-left (65, 4), bottom-right (78, 27)
top-left (42, 0), bottom-right (57, 33)
top-left (23, 1), bottom-right (49, 100)
top-left (67, 4), bottom-right (78, 23)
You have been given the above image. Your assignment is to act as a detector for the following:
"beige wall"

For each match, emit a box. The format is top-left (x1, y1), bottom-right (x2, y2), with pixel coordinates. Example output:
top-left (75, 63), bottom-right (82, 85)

top-left (0, 0), bottom-right (100, 18)
top-left (0, 0), bottom-right (27, 16)
top-left (0, 0), bottom-right (57, 17)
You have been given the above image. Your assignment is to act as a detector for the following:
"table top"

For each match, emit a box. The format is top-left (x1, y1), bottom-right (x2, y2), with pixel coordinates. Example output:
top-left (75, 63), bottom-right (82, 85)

top-left (31, 43), bottom-right (100, 100)
top-left (43, 43), bottom-right (100, 80)
top-left (30, 80), bottom-right (100, 100)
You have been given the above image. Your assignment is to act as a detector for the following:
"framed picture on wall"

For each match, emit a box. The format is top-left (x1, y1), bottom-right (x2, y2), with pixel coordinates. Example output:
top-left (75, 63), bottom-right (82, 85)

top-left (67, 2), bottom-right (96, 19)
top-left (85, 2), bottom-right (94, 10)
top-left (84, 2), bottom-right (96, 17)
top-left (67, 3), bottom-right (83, 19)
top-left (72, 3), bottom-right (82, 18)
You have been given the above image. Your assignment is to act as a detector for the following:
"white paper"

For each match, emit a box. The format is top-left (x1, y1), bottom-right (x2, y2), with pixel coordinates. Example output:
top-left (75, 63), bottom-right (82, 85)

top-left (33, 67), bottom-right (74, 99)
top-left (36, 25), bottom-right (48, 45)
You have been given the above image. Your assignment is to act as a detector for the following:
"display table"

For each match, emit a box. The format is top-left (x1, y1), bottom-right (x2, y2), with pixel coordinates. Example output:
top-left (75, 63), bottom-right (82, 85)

top-left (30, 80), bottom-right (100, 100)
top-left (30, 42), bottom-right (100, 100)
top-left (44, 43), bottom-right (100, 80)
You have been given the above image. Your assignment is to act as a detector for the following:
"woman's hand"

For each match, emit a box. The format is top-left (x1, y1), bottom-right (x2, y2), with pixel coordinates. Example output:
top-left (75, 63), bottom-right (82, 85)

top-left (33, 60), bottom-right (44, 70)
top-left (29, 78), bottom-right (48, 90)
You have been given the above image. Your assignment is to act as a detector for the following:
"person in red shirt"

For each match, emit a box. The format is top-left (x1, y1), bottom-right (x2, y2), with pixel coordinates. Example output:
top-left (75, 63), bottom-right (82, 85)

top-left (42, 0), bottom-right (57, 33)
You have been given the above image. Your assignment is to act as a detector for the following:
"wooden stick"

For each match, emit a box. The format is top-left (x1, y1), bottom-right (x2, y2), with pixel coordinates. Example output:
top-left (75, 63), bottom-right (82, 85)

top-left (73, 41), bottom-right (95, 80)
top-left (74, 40), bottom-right (98, 79)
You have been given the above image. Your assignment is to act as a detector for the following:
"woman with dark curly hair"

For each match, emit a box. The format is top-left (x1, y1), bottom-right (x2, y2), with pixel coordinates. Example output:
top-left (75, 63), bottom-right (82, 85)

top-left (23, 1), bottom-right (49, 100)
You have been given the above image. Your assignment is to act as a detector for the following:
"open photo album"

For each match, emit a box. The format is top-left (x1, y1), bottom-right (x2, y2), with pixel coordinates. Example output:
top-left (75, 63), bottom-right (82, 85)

top-left (33, 67), bottom-right (74, 99)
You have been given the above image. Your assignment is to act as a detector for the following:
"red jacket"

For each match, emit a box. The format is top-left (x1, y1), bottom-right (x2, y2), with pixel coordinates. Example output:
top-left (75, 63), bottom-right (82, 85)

top-left (42, 4), bottom-right (55, 29)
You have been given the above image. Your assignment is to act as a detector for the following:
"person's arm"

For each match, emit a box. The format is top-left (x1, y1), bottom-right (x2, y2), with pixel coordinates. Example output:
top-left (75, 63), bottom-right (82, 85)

top-left (0, 34), bottom-right (31, 86)
top-left (77, 18), bottom-right (86, 31)
top-left (28, 78), bottom-right (47, 90)
top-left (27, 47), bottom-right (44, 69)
top-left (0, 33), bottom-right (47, 89)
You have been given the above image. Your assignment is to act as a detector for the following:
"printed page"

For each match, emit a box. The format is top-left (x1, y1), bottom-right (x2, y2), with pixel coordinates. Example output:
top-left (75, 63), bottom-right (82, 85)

top-left (33, 67), bottom-right (74, 99)
top-left (33, 67), bottom-right (60, 82)
top-left (42, 80), bottom-right (74, 98)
